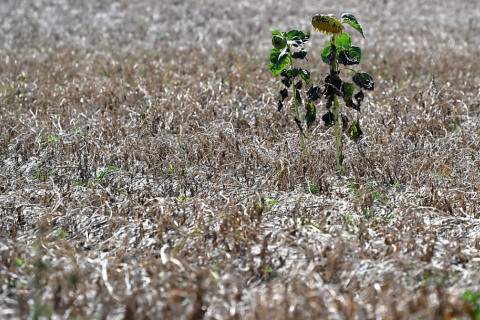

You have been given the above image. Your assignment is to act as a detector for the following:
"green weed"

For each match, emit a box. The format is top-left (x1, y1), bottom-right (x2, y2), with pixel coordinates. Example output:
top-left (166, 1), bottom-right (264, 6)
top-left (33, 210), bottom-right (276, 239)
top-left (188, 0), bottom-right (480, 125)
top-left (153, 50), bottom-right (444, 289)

top-left (38, 135), bottom-right (59, 149)
top-left (55, 230), bottom-right (69, 238)
top-left (95, 165), bottom-right (126, 182)
top-left (433, 167), bottom-right (456, 185)
top-left (463, 291), bottom-right (480, 320)
top-left (264, 268), bottom-right (279, 278)
top-left (72, 117), bottom-right (84, 135)
top-left (178, 195), bottom-right (192, 203)
top-left (266, 200), bottom-right (277, 211)
top-left (31, 167), bottom-right (58, 181)
top-left (310, 185), bottom-right (320, 194)
top-left (15, 257), bottom-right (24, 267)
top-left (32, 302), bottom-right (51, 320)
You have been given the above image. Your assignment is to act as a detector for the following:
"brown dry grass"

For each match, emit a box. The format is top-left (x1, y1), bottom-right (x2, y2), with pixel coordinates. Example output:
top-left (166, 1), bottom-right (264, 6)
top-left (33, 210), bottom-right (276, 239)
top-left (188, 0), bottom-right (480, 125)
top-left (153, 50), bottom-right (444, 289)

top-left (1, 0), bottom-right (480, 319)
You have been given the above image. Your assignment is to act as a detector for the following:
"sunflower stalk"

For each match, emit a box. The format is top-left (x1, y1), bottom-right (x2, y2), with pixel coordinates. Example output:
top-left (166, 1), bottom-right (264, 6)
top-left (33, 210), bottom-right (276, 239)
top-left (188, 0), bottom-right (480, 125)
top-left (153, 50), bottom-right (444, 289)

top-left (288, 45), bottom-right (307, 157)
top-left (331, 36), bottom-right (343, 176)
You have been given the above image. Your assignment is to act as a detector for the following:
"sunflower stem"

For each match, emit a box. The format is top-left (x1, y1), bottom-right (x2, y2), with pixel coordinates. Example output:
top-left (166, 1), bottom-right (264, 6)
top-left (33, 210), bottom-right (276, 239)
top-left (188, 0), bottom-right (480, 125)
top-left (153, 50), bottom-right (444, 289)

top-left (331, 35), bottom-right (343, 176)
top-left (288, 45), bottom-right (307, 158)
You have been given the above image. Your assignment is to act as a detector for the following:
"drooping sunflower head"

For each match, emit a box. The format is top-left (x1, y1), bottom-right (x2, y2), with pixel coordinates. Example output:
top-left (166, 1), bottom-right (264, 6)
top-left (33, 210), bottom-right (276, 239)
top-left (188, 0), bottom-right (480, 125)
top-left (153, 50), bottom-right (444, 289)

top-left (311, 14), bottom-right (344, 35)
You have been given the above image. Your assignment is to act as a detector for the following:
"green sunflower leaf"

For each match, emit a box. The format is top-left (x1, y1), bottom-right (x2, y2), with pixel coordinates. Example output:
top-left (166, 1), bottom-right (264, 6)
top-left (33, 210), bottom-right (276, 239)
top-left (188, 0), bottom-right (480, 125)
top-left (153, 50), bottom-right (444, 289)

top-left (299, 68), bottom-right (311, 84)
top-left (269, 48), bottom-right (289, 76)
top-left (335, 32), bottom-right (351, 50)
top-left (280, 68), bottom-right (310, 84)
top-left (305, 102), bottom-right (316, 128)
top-left (286, 30), bottom-right (310, 41)
top-left (286, 30), bottom-right (310, 47)
top-left (16, 257), bottom-right (24, 267)
top-left (321, 33), bottom-right (352, 64)
top-left (322, 111), bottom-right (335, 127)
top-left (342, 82), bottom-right (354, 105)
top-left (339, 46), bottom-right (361, 65)
top-left (352, 72), bottom-right (374, 91)
top-left (280, 68), bottom-right (300, 79)
top-left (349, 121), bottom-right (363, 140)
top-left (341, 13), bottom-right (365, 38)
top-left (292, 48), bottom-right (307, 60)
top-left (321, 41), bottom-right (332, 64)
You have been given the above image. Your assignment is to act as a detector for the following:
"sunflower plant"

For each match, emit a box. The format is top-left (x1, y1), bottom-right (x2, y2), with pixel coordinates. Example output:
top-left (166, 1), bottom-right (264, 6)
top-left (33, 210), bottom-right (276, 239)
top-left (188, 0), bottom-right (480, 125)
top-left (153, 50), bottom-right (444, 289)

top-left (310, 13), bottom-right (374, 176)
top-left (269, 29), bottom-right (311, 156)
top-left (269, 14), bottom-right (373, 175)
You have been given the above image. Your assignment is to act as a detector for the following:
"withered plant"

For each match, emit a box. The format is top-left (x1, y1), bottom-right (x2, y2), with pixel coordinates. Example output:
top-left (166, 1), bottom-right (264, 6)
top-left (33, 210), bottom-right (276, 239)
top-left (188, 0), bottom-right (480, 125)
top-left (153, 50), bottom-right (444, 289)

top-left (269, 13), bottom-right (374, 175)
top-left (269, 29), bottom-right (311, 156)
top-left (310, 13), bottom-right (374, 175)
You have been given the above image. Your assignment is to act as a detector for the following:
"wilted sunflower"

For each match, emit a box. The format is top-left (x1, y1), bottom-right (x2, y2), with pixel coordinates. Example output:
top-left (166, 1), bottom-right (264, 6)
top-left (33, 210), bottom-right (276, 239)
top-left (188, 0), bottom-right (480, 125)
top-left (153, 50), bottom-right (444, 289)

top-left (311, 14), bottom-right (343, 35)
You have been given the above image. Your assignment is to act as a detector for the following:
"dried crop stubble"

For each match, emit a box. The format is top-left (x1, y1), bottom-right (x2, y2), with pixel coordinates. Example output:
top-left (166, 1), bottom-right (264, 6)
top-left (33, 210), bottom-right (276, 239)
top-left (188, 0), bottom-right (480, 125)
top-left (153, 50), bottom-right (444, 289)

top-left (1, 0), bottom-right (480, 319)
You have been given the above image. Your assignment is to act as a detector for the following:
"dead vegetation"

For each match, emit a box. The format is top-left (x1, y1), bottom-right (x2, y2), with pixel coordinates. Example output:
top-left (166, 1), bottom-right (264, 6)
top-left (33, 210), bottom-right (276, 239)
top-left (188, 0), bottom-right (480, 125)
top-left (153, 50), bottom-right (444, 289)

top-left (1, 0), bottom-right (480, 319)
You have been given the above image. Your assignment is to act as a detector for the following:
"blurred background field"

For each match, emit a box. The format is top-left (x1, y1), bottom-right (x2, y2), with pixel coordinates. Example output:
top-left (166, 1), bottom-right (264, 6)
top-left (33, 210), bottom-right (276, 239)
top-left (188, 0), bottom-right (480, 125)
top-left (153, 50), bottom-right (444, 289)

top-left (1, 0), bottom-right (480, 319)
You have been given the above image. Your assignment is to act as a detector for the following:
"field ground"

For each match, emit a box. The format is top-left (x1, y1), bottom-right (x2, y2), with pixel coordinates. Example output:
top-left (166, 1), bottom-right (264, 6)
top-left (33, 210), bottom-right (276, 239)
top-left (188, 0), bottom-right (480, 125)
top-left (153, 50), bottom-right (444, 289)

top-left (1, 0), bottom-right (480, 319)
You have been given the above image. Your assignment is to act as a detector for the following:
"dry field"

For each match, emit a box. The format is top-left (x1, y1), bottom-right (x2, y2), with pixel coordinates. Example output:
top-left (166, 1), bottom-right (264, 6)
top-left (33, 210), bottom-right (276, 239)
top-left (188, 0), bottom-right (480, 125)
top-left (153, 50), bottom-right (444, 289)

top-left (1, 0), bottom-right (480, 319)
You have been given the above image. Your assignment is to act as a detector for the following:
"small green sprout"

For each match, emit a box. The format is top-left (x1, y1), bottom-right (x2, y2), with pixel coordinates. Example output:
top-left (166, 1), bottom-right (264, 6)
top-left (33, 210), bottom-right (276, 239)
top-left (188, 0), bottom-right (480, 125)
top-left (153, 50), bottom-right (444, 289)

top-left (16, 257), bottom-right (24, 267)
top-left (266, 200), bottom-right (277, 211)
top-left (265, 268), bottom-right (279, 278)
top-left (348, 180), bottom-right (359, 196)
top-left (253, 201), bottom-right (274, 213)
top-left (310, 185), bottom-right (320, 194)
top-left (32, 302), bottom-right (52, 320)
top-left (345, 214), bottom-right (352, 223)
top-left (72, 117), bottom-right (84, 135)
top-left (38, 135), bottom-right (59, 149)
top-left (55, 230), bottom-right (69, 238)
top-left (393, 181), bottom-right (402, 192)
top-left (178, 195), bottom-right (192, 203)
top-left (463, 290), bottom-right (480, 319)
top-left (95, 165), bottom-right (126, 181)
